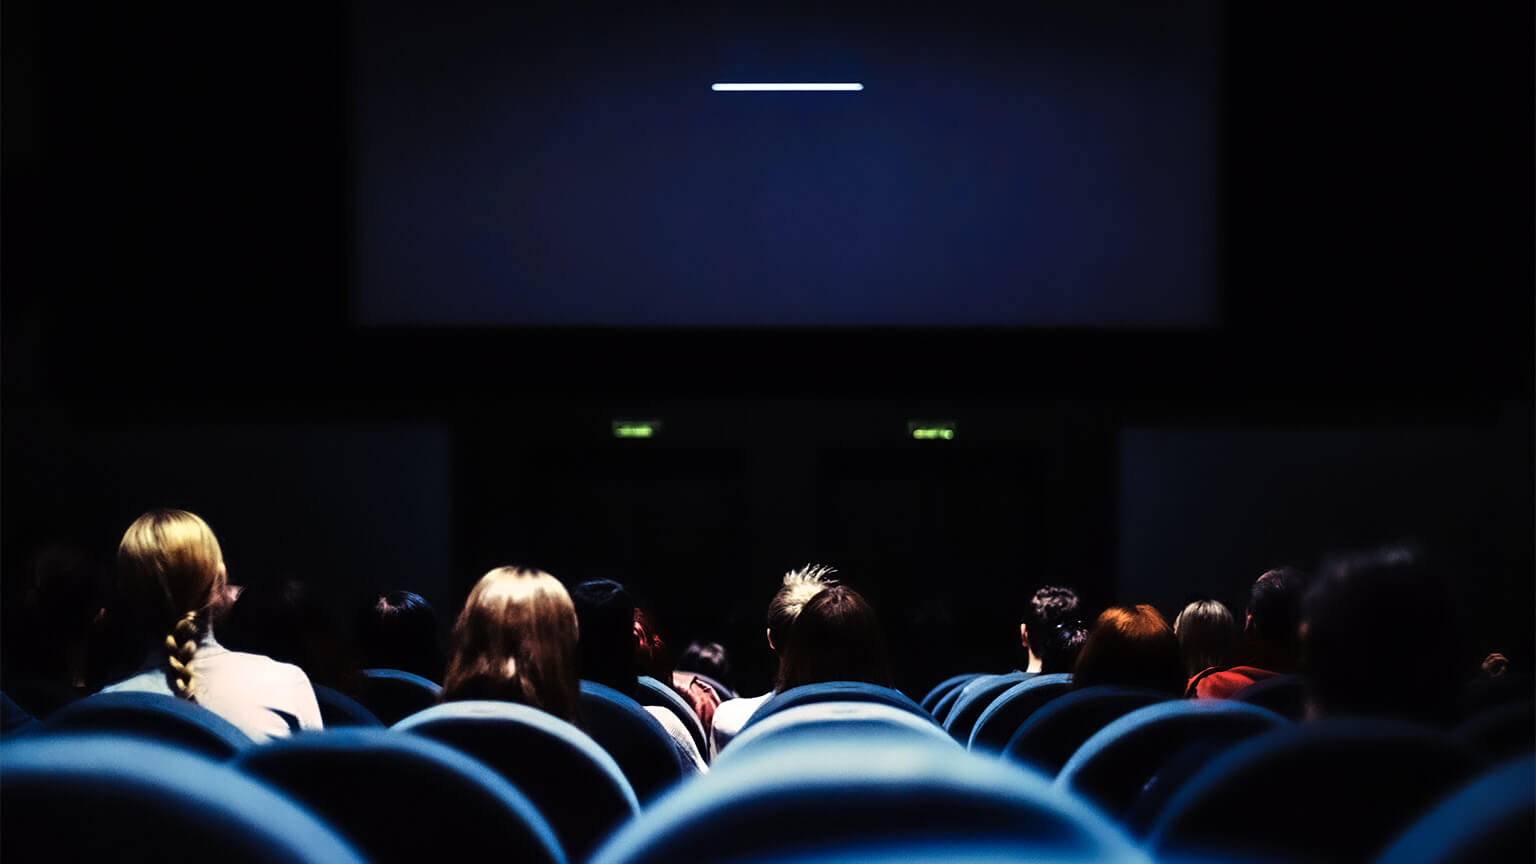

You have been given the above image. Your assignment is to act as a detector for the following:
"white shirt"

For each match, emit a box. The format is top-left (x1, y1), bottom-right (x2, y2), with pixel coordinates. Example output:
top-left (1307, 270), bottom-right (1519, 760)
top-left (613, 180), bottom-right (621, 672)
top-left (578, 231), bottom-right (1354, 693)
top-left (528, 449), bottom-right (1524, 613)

top-left (646, 705), bottom-right (707, 773)
top-left (708, 692), bottom-right (773, 759)
top-left (100, 633), bottom-right (323, 743)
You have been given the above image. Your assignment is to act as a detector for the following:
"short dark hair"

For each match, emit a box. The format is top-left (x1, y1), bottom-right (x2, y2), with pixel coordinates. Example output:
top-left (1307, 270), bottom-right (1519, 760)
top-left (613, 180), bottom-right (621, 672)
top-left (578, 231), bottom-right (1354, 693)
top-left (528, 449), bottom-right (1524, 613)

top-left (1024, 586), bottom-right (1081, 642)
top-left (1303, 546), bottom-right (1459, 723)
top-left (776, 585), bottom-right (893, 691)
top-left (675, 640), bottom-right (730, 683)
top-left (1248, 567), bottom-right (1307, 649)
top-left (570, 579), bottom-right (638, 696)
top-left (1039, 621), bottom-right (1088, 675)
top-left (357, 590), bottom-right (443, 683)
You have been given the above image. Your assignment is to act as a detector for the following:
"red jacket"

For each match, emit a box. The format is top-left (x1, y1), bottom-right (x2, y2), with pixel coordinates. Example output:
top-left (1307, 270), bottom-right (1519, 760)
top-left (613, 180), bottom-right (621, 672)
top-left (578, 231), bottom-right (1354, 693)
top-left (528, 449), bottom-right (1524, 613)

top-left (1186, 665), bottom-right (1280, 699)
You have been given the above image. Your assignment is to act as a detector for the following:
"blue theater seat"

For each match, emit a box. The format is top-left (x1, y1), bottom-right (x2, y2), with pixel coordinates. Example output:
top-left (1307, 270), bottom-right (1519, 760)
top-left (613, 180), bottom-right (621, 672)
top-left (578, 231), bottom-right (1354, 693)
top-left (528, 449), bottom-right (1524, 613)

top-left (743, 681), bottom-right (929, 732)
top-left (1055, 699), bottom-right (1288, 822)
top-left (235, 726), bottom-right (565, 864)
top-left (357, 668), bottom-right (443, 725)
top-left (587, 729), bottom-right (1151, 864)
top-left (944, 671), bottom-right (1031, 743)
top-left (397, 700), bottom-right (640, 862)
top-left (1231, 673), bottom-right (1308, 721)
top-left (1374, 754), bottom-right (1536, 864)
top-left (929, 680), bottom-right (972, 725)
top-left (1, 691), bottom-right (37, 736)
top-left (1003, 685), bottom-right (1171, 776)
top-left (1147, 717), bottom-right (1481, 862)
top-left (2, 733), bottom-right (364, 864)
top-left (684, 671), bottom-right (735, 702)
top-left (580, 680), bottom-right (687, 803)
top-left (968, 673), bottom-right (1073, 753)
top-left (715, 701), bottom-right (956, 765)
top-left (312, 683), bottom-right (384, 727)
top-left (636, 675), bottom-right (709, 763)
top-left (41, 690), bottom-right (253, 759)
top-left (1455, 696), bottom-right (1535, 764)
top-left (921, 672), bottom-right (985, 713)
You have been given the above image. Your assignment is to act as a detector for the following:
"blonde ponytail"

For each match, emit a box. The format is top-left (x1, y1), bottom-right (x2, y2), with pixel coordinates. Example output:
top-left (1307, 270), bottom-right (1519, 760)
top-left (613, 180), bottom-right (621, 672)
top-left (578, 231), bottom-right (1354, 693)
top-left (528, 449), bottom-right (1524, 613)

top-left (164, 611), bottom-right (201, 699)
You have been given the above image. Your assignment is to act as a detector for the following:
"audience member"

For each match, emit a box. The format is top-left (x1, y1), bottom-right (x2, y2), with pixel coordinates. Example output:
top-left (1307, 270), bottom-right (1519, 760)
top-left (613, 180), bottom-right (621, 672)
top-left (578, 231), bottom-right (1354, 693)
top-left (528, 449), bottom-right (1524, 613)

top-left (1072, 604), bottom-right (1186, 697)
top-left (1173, 598), bottom-right (1242, 680)
top-left (633, 606), bottom-right (722, 736)
top-left (776, 585), bottom-right (895, 691)
top-left (357, 590), bottom-right (445, 683)
top-left (440, 567), bottom-right (581, 725)
top-left (1020, 586), bottom-right (1082, 674)
top-left (1301, 547), bottom-right (1461, 725)
top-left (675, 640), bottom-right (731, 689)
top-left (1, 544), bottom-right (108, 717)
top-left (221, 577), bottom-right (363, 697)
top-left (1188, 568), bottom-right (1306, 699)
top-left (99, 510), bottom-right (322, 740)
top-left (1038, 618), bottom-right (1089, 675)
top-left (571, 579), bottom-right (707, 772)
top-left (710, 564), bottom-right (837, 756)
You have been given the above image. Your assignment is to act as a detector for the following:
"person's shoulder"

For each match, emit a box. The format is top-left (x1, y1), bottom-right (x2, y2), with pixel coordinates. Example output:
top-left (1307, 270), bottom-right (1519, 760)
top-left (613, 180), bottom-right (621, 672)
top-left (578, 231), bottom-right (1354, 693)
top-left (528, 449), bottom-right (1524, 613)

top-left (98, 670), bottom-right (168, 695)
top-left (211, 650), bottom-right (314, 687)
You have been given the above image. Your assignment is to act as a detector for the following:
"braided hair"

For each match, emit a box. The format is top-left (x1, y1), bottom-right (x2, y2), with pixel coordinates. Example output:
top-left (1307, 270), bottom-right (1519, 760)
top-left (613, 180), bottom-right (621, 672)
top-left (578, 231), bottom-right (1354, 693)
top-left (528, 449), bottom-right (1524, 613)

top-left (117, 510), bottom-right (227, 702)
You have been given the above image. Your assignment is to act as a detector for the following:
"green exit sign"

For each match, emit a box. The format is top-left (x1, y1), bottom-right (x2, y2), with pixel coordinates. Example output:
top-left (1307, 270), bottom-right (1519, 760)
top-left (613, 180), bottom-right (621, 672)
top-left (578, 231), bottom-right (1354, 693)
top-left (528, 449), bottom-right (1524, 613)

top-left (908, 421), bottom-right (956, 441)
top-left (612, 420), bottom-right (661, 439)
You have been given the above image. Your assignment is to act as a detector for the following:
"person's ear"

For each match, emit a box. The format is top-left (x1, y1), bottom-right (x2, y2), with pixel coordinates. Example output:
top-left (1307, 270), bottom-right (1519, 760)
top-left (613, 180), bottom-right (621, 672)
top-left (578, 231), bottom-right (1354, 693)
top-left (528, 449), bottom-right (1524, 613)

top-left (1244, 613), bottom-right (1255, 637)
top-left (765, 627), bottom-right (776, 652)
top-left (1019, 623), bottom-right (1030, 650)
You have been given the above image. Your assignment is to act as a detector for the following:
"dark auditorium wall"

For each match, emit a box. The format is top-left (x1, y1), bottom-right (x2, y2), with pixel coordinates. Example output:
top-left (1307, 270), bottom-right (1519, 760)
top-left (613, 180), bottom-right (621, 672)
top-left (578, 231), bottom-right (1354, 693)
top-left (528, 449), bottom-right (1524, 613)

top-left (2, 2), bottom-right (1532, 699)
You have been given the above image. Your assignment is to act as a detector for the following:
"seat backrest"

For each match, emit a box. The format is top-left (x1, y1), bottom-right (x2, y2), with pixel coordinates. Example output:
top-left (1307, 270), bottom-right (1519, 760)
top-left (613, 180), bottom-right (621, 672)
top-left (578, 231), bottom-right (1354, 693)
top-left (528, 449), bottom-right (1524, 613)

top-left (1373, 754), bottom-right (1535, 864)
top-left (684, 672), bottom-right (735, 702)
top-left (716, 701), bottom-right (960, 765)
top-left (921, 672), bottom-right (985, 713)
top-left (968, 673), bottom-right (1073, 753)
top-left (636, 675), bottom-right (709, 762)
top-left (929, 680), bottom-right (970, 724)
top-left (1055, 699), bottom-right (1288, 821)
top-left (312, 683), bottom-right (384, 727)
top-left (235, 726), bottom-right (566, 864)
top-left (943, 671), bottom-right (1030, 743)
top-left (357, 668), bottom-right (443, 725)
top-left (579, 680), bottom-right (687, 803)
top-left (397, 700), bottom-right (639, 862)
top-left (1231, 673), bottom-right (1308, 721)
top-left (743, 681), bottom-right (929, 732)
top-left (1147, 717), bottom-right (1482, 862)
top-left (41, 690), bottom-right (253, 759)
top-left (2, 733), bottom-right (364, 864)
top-left (1, 691), bottom-right (37, 736)
top-left (1455, 696), bottom-right (1535, 764)
top-left (1003, 685), bottom-right (1172, 776)
top-left (588, 729), bottom-right (1150, 864)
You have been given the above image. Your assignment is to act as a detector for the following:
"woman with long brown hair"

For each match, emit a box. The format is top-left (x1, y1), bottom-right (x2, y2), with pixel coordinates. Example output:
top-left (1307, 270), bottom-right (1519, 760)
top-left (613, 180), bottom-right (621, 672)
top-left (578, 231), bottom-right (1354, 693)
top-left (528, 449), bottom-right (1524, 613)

top-left (101, 509), bottom-right (322, 740)
top-left (441, 566), bottom-right (582, 726)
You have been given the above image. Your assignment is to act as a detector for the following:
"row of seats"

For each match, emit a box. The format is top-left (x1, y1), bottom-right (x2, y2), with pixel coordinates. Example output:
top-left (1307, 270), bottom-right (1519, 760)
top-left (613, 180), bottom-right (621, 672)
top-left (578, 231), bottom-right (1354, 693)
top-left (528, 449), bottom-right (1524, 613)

top-left (914, 671), bottom-right (1534, 861)
top-left (4, 675), bottom-right (1531, 863)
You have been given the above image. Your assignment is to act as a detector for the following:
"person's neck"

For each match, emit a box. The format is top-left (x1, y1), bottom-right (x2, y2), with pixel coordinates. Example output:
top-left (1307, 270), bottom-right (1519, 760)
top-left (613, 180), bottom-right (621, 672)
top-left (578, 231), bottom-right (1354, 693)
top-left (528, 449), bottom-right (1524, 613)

top-left (1025, 654), bottom-right (1043, 674)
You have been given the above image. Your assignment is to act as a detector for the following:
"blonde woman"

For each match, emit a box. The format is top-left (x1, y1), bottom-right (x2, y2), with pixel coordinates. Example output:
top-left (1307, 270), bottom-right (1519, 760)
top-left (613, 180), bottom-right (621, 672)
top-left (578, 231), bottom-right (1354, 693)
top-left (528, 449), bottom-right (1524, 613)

top-left (100, 509), bottom-right (321, 740)
top-left (441, 567), bottom-right (582, 726)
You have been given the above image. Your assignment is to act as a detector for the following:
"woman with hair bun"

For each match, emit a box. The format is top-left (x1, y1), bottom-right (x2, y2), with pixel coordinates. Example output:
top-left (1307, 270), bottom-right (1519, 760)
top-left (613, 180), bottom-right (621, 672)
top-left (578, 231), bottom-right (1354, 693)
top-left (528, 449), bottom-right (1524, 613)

top-left (99, 509), bottom-right (322, 740)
